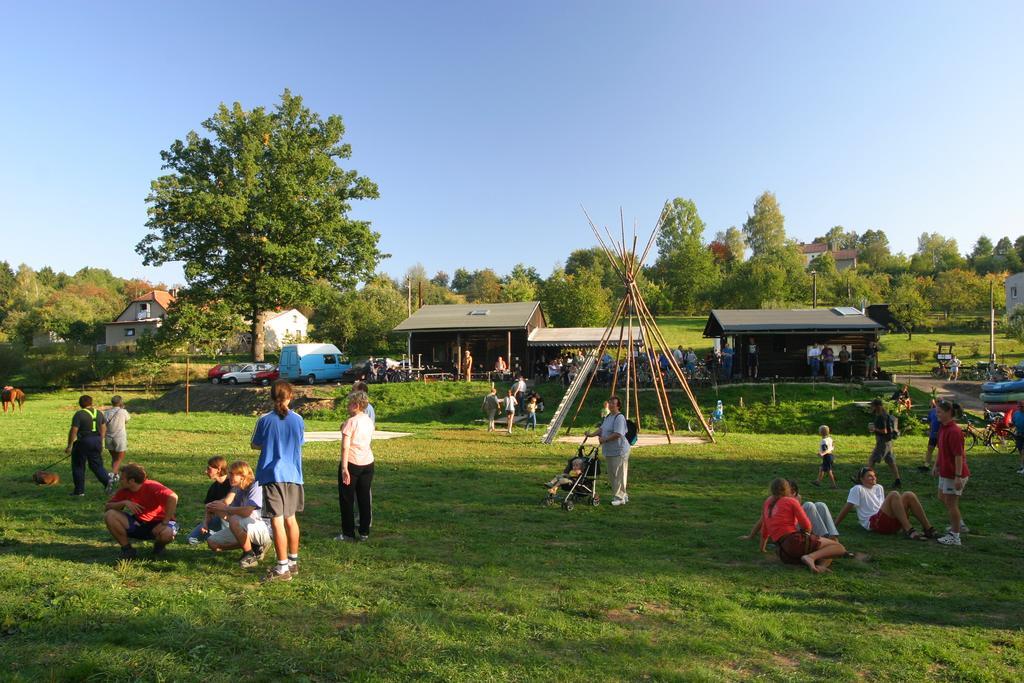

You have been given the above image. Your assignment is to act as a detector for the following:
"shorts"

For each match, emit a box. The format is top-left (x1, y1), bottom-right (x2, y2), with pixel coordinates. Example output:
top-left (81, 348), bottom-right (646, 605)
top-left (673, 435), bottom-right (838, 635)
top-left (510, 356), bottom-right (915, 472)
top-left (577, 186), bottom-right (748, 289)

top-left (207, 516), bottom-right (273, 546)
top-left (938, 476), bottom-right (968, 496)
top-left (928, 435), bottom-right (939, 449)
top-left (262, 482), bottom-right (304, 518)
top-left (776, 532), bottom-right (823, 565)
top-left (869, 510), bottom-right (901, 534)
top-left (869, 441), bottom-right (895, 465)
top-left (105, 434), bottom-right (127, 452)
top-left (125, 515), bottom-right (160, 540)
top-left (819, 454), bottom-right (834, 472)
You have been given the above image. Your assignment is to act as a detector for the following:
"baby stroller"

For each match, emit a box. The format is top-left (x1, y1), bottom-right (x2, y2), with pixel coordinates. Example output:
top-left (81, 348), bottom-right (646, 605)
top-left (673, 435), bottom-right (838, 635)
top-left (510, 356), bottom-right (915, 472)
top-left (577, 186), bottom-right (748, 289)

top-left (541, 438), bottom-right (601, 511)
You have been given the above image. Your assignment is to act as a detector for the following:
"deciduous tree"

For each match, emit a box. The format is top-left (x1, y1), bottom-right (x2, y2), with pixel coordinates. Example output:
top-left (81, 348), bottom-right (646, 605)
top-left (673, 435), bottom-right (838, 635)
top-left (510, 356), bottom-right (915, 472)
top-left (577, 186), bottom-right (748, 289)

top-left (137, 90), bottom-right (382, 361)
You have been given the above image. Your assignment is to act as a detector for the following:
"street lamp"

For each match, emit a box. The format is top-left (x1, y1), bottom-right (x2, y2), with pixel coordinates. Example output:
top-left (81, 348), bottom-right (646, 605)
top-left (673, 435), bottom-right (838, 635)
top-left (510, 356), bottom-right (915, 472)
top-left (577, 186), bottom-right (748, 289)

top-left (810, 270), bottom-right (817, 308)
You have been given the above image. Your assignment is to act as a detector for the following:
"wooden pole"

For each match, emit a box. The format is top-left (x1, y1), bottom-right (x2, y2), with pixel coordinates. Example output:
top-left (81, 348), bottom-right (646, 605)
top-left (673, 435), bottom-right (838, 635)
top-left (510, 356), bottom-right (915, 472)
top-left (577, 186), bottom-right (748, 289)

top-left (185, 355), bottom-right (190, 416)
top-left (635, 300), bottom-right (673, 441)
top-left (633, 286), bottom-right (676, 434)
top-left (566, 295), bottom-right (629, 433)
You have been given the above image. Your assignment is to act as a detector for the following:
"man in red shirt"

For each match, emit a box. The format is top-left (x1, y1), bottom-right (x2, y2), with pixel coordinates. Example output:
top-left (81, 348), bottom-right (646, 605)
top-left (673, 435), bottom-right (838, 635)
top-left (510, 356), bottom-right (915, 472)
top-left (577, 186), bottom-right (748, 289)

top-left (934, 400), bottom-right (969, 546)
top-left (104, 463), bottom-right (179, 560)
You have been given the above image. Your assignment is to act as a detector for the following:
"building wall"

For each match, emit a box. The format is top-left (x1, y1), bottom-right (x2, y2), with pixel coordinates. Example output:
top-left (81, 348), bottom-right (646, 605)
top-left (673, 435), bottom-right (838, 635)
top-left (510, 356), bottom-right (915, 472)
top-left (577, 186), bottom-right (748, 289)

top-left (1005, 273), bottom-right (1024, 316)
top-left (104, 322), bottom-right (161, 350)
top-left (114, 300), bottom-right (169, 323)
top-left (264, 310), bottom-right (309, 350)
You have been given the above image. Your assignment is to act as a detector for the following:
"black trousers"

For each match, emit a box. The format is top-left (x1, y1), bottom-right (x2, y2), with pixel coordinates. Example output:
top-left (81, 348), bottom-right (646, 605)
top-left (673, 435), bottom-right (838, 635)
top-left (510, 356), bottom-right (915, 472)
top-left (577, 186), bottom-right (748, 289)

top-left (72, 435), bottom-right (109, 494)
top-left (339, 462), bottom-right (374, 537)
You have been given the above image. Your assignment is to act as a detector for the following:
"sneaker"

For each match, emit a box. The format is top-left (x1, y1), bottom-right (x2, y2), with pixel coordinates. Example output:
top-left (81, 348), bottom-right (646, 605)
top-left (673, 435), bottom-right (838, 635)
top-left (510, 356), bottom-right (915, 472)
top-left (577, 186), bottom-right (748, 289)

top-left (239, 551), bottom-right (259, 569)
top-left (288, 562), bottom-right (299, 576)
top-left (893, 478), bottom-right (902, 490)
top-left (624, 494), bottom-right (630, 502)
top-left (358, 534), bottom-right (369, 542)
top-left (946, 524), bottom-right (970, 534)
top-left (104, 474), bottom-right (116, 494)
top-left (119, 545), bottom-right (138, 561)
top-left (69, 492), bottom-right (85, 497)
top-left (261, 566), bottom-right (293, 583)
top-left (1017, 467), bottom-right (1024, 475)
top-left (937, 533), bottom-right (962, 546)
top-left (186, 536), bottom-right (200, 546)
top-left (611, 497), bottom-right (627, 506)
top-left (334, 534), bottom-right (357, 542)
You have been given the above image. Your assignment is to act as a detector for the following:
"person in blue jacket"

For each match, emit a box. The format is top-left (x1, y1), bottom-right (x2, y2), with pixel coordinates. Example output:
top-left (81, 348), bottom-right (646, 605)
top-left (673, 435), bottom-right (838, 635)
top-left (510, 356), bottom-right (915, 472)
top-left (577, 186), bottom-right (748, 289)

top-left (918, 398), bottom-right (942, 473)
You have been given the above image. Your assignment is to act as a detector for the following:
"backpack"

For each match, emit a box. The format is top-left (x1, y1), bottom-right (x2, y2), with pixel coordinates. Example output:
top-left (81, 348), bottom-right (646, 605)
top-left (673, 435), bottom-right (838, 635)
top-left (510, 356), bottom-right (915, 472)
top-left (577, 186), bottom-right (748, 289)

top-left (887, 414), bottom-right (900, 441)
top-left (625, 418), bottom-right (638, 446)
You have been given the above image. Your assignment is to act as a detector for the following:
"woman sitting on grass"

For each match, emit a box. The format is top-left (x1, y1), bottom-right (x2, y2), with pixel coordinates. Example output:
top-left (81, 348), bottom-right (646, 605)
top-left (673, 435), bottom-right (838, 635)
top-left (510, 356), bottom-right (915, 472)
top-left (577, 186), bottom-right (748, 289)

top-left (742, 479), bottom-right (841, 541)
top-left (752, 478), bottom-right (846, 573)
top-left (835, 467), bottom-right (938, 540)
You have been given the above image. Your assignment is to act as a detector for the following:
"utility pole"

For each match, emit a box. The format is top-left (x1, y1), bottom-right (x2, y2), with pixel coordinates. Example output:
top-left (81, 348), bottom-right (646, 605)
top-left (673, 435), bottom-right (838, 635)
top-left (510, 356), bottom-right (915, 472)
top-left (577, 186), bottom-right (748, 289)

top-left (811, 270), bottom-right (818, 308)
top-left (990, 279), bottom-right (996, 368)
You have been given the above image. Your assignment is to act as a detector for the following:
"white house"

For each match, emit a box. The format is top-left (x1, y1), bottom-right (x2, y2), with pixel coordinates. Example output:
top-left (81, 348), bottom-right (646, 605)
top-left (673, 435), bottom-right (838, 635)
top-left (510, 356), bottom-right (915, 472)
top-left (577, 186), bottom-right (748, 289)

top-left (1005, 272), bottom-right (1024, 316)
top-left (799, 243), bottom-right (859, 271)
top-left (263, 309), bottom-right (308, 350)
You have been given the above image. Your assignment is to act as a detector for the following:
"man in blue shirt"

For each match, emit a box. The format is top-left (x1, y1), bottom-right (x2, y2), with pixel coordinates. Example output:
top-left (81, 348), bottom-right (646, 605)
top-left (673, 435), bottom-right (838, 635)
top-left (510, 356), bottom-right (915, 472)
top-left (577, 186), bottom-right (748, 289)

top-left (918, 399), bottom-right (942, 473)
top-left (1013, 400), bottom-right (1024, 475)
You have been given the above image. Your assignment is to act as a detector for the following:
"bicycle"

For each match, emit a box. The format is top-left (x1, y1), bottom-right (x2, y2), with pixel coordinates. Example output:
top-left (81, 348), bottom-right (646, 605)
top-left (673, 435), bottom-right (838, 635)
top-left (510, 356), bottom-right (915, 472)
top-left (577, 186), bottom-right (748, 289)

top-left (981, 410), bottom-right (1017, 455)
top-left (688, 414), bottom-right (727, 435)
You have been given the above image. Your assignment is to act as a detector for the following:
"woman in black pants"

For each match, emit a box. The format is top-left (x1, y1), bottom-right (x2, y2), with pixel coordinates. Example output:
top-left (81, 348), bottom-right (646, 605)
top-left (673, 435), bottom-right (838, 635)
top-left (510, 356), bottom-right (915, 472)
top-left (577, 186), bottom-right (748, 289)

top-left (334, 390), bottom-right (375, 542)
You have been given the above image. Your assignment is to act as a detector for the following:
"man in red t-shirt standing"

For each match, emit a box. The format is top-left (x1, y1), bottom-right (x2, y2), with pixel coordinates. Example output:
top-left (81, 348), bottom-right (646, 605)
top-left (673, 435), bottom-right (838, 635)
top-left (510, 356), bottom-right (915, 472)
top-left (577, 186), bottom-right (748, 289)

top-left (934, 400), bottom-right (970, 546)
top-left (104, 463), bottom-right (179, 560)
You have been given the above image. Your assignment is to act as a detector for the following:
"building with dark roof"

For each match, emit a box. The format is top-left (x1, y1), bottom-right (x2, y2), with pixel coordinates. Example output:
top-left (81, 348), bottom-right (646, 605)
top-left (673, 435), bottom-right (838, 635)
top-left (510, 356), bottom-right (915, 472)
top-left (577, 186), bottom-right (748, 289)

top-left (392, 302), bottom-right (641, 376)
top-left (704, 308), bottom-right (884, 378)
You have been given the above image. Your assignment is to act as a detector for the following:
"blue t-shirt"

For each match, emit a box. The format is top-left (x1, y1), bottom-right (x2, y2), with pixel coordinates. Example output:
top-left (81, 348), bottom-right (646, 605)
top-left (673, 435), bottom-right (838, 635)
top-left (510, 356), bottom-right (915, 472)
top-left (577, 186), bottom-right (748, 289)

top-left (1012, 408), bottom-right (1024, 436)
top-left (365, 402), bottom-right (376, 426)
top-left (252, 410), bottom-right (305, 485)
top-left (231, 481), bottom-right (264, 520)
top-left (928, 408), bottom-right (941, 438)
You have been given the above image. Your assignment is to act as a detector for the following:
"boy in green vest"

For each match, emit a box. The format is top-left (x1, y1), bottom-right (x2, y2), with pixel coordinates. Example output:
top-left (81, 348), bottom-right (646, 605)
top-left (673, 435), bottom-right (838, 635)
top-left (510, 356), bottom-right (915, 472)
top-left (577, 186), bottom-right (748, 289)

top-left (65, 395), bottom-right (114, 496)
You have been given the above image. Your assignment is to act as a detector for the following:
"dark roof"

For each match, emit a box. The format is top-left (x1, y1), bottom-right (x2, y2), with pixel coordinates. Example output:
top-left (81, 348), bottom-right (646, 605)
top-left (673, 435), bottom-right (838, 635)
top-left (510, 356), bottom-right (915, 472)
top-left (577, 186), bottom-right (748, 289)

top-left (704, 308), bottom-right (884, 336)
top-left (393, 301), bottom-right (542, 332)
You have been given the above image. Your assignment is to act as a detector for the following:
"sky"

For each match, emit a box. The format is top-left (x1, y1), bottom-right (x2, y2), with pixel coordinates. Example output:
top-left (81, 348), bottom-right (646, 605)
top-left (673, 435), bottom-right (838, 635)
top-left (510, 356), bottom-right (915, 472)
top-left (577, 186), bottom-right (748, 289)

top-left (1, 1), bottom-right (1022, 287)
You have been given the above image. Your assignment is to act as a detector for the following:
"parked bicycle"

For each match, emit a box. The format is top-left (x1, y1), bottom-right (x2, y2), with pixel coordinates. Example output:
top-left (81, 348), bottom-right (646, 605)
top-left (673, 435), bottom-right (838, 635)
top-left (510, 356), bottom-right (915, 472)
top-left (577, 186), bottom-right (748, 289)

top-left (980, 409), bottom-right (1017, 455)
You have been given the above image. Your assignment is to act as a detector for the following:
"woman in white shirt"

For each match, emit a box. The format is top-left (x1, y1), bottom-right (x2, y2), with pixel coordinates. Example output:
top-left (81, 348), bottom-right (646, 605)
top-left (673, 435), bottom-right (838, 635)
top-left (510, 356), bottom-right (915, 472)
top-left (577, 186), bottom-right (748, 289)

top-left (335, 390), bottom-right (375, 542)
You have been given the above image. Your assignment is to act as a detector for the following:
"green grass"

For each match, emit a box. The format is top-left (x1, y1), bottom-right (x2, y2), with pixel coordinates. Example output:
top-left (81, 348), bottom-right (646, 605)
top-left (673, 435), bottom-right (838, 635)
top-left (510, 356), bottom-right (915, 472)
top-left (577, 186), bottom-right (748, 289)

top-left (1, 389), bottom-right (1023, 681)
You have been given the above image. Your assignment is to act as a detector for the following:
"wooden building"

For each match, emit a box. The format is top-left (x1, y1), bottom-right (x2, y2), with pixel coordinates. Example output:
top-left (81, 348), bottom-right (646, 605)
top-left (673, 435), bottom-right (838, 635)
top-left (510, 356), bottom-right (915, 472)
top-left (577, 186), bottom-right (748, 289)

top-left (703, 308), bottom-right (884, 379)
top-left (393, 302), bottom-right (642, 377)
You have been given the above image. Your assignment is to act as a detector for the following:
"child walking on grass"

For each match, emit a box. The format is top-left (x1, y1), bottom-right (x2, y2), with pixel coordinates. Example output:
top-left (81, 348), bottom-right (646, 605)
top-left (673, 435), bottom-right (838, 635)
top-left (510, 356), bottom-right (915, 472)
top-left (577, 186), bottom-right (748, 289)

top-left (813, 425), bottom-right (837, 488)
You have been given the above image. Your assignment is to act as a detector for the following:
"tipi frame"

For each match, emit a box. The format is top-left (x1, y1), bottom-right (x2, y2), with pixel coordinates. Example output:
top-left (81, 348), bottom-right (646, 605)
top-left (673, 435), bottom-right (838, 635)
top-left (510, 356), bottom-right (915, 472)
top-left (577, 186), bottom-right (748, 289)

top-left (565, 206), bottom-right (716, 443)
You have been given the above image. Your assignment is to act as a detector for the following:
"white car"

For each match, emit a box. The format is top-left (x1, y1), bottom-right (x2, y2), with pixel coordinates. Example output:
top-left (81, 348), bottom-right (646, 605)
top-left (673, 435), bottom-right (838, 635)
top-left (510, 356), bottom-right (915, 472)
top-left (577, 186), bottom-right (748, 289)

top-left (219, 363), bottom-right (275, 385)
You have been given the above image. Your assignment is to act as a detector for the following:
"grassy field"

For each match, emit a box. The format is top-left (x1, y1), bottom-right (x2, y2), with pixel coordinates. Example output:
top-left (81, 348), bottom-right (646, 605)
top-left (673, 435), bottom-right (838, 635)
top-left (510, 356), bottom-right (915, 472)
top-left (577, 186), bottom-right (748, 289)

top-left (1, 388), bottom-right (1022, 681)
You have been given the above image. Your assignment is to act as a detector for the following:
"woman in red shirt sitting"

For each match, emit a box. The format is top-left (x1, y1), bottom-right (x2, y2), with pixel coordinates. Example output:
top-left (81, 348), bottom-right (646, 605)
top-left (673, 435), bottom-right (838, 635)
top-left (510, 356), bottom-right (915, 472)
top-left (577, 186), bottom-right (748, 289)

top-left (760, 478), bottom-right (847, 573)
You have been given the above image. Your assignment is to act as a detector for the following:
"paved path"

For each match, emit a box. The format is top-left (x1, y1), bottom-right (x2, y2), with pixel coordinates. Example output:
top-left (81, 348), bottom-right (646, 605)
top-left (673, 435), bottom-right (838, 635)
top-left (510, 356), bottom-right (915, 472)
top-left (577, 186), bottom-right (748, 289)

top-left (304, 430), bottom-right (412, 442)
top-left (556, 433), bottom-right (707, 448)
top-left (898, 374), bottom-right (984, 412)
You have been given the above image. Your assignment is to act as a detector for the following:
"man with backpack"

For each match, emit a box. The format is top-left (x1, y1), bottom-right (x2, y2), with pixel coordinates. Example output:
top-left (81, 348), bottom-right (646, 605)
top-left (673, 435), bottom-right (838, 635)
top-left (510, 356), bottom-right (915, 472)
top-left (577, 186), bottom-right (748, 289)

top-left (65, 394), bottom-right (115, 497)
top-left (867, 398), bottom-right (902, 490)
top-left (585, 395), bottom-right (632, 506)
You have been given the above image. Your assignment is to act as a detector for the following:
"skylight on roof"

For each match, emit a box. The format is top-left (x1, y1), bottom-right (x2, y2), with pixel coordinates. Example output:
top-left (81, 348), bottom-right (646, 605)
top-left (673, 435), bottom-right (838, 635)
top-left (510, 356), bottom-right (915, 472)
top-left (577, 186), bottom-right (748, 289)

top-left (832, 307), bottom-right (862, 316)
top-left (468, 309), bottom-right (490, 316)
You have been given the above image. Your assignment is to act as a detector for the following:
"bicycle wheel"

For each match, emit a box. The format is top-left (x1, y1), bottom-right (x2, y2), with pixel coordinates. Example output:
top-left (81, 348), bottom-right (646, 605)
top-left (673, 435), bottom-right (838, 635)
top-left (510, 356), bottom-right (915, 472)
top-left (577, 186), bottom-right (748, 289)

top-left (963, 429), bottom-right (978, 452)
top-left (686, 418), bottom-right (696, 432)
top-left (988, 431), bottom-right (1017, 455)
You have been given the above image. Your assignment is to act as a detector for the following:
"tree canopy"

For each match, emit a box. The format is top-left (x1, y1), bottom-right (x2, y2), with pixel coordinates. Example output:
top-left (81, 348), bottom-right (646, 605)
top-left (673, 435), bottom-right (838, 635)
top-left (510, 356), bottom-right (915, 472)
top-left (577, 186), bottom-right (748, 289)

top-left (137, 90), bottom-right (382, 360)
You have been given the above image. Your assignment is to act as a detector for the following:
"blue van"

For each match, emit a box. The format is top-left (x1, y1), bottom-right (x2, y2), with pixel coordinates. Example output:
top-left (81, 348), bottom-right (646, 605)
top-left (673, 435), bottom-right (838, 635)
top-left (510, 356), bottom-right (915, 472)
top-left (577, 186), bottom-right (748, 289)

top-left (279, 343), bottom-right (351, 384)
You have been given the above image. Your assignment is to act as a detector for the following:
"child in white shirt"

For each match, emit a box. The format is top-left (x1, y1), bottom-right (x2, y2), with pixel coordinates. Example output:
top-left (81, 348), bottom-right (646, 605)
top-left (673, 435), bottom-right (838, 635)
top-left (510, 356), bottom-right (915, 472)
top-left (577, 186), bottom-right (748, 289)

top-left (813, 425), bottom-right (837, 488)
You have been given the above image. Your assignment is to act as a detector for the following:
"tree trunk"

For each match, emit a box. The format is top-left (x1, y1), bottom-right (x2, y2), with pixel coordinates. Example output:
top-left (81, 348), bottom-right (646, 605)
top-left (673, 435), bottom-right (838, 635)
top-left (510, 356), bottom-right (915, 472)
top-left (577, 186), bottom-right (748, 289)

top-left (251, 310), bottom-right (269, 361)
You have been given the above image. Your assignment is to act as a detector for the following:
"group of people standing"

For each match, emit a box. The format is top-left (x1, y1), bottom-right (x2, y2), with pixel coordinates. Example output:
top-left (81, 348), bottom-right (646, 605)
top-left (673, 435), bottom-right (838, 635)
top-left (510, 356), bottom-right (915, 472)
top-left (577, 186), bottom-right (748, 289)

top-left (86, 379), bottom-right (380, 583)
top-left (806, 343), bottom-right (856, 380)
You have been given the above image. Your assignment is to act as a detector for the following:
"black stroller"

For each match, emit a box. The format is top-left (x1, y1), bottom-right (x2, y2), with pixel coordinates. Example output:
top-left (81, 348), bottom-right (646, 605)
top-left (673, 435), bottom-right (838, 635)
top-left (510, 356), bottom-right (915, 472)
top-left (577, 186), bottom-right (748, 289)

top-left (541, 438), bottom-right (601, 511)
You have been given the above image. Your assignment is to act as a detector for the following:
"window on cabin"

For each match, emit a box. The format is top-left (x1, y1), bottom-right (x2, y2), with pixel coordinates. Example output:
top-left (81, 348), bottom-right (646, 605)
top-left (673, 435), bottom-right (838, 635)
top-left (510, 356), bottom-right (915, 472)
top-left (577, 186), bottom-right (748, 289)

top-left (125, 328), bottom-right (135, 337)
top-left (1013, 287), bottom-right (1018, 298)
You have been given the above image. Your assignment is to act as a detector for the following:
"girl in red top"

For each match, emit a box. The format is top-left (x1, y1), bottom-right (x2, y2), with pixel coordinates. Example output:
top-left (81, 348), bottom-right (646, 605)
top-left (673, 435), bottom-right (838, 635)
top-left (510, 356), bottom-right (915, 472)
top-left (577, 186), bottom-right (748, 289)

top-left (934, 400), bottom-right (970, 546)
top-left (759, 479), bottom-right (846, 573)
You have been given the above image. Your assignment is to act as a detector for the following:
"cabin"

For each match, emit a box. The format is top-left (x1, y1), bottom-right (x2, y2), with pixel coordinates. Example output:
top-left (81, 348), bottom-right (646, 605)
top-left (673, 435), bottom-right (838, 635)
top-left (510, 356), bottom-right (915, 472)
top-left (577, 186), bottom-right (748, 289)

top-left (703, 307), bottom-right (884, 379)
top-left (392, 302), bottom-right (642, 377)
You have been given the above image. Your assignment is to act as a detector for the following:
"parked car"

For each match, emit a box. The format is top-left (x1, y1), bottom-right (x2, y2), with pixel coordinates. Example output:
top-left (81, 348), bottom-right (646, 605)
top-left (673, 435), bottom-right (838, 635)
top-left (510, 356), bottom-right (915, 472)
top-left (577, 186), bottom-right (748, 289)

top-left (220, 363), bottom-right (275, 385)
top-left (254, 366), bottom-right (280, 386)
top-left (209, 364), bottom-right (242, 384)
top-left (279, 343), bottom-right (351, 384)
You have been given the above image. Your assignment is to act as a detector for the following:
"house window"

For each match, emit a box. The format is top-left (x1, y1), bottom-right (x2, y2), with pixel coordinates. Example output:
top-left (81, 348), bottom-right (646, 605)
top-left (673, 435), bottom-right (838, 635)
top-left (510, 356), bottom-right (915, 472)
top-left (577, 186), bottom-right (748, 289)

top-left (125, 328), bottom-right (136, 337)
top-left (293, 315), bottom-right (298, 323)
top-left (1012, 287), bottom-right (1018, 299)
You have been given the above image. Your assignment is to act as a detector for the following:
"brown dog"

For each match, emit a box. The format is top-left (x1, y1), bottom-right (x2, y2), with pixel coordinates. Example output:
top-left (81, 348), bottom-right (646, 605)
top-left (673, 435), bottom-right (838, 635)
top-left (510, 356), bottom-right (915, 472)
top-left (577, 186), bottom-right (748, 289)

top-left (33, 471), bottom-right (60, 486)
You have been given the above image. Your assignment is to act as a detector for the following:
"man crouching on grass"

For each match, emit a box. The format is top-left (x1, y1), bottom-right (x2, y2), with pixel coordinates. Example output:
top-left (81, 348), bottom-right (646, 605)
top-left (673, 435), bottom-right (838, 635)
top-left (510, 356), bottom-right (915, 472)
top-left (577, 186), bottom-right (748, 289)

top-left (104, 463), bottom-right (179, 561)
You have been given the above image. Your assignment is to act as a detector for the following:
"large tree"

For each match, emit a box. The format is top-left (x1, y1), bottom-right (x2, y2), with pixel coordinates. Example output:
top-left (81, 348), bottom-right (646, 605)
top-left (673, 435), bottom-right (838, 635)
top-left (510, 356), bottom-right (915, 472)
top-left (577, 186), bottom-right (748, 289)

top-left (888, 275), bottom-right (929, 340)
top-left (742, 191), bottom-right (786, 256)
top-left (137, 90), bottom-right (382, 360)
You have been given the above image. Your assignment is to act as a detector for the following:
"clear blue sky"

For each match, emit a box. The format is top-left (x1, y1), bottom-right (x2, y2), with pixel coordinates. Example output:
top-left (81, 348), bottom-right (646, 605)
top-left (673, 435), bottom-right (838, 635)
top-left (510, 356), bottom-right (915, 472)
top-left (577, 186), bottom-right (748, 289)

top-left (2, 1), bottom-right (1022, 286)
